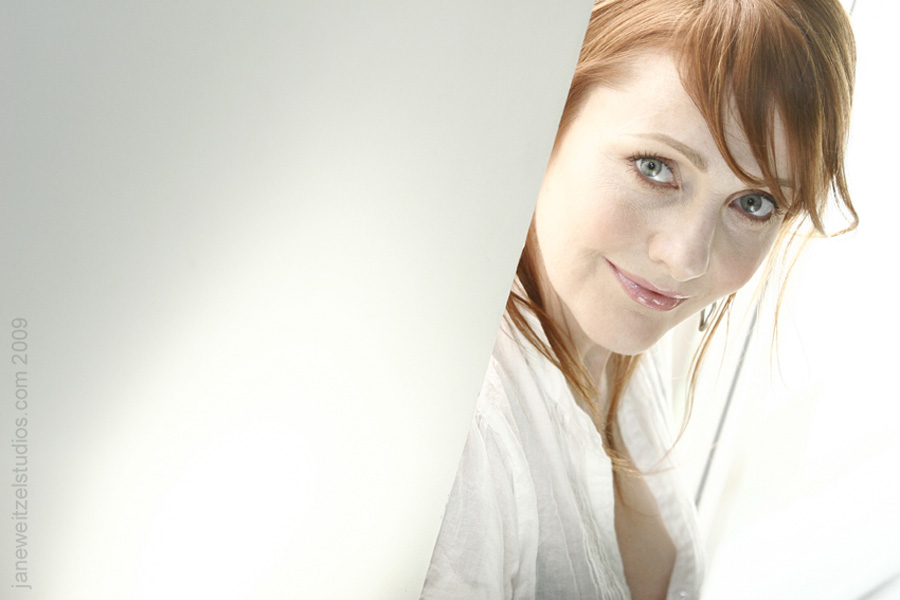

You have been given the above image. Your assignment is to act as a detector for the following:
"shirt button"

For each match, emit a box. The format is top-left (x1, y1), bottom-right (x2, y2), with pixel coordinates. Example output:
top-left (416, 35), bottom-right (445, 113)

top-left (676, 592), bottom-right (690, 600)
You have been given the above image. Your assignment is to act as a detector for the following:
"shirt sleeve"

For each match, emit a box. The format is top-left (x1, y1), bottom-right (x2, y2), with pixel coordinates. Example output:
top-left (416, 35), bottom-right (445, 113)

top-left (421, 363), bottom-right (536, 600)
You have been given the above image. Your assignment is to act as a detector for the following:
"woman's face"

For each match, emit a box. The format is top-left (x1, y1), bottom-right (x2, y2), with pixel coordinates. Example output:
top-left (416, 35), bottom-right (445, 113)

top-left (534, 51), bottom-right (791, 359)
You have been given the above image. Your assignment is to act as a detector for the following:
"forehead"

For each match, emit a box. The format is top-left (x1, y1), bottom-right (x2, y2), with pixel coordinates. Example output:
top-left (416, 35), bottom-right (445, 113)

top-left (570, 51), bottom-right (792, 185)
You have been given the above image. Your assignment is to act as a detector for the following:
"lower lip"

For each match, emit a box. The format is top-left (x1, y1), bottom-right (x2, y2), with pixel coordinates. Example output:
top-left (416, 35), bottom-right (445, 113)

top-left (607, 261), bottom-right (687, 312)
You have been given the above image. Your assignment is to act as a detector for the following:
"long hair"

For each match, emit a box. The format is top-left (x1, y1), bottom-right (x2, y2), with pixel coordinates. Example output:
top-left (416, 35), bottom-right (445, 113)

top-left (506, 0), bottom-right (856, 465)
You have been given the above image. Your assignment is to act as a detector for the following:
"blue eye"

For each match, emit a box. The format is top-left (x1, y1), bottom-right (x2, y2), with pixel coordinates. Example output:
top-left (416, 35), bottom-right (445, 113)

top-left (635, 157), bottom-right (675, 184)
top-left (735, 193), bottom-right (776, 220)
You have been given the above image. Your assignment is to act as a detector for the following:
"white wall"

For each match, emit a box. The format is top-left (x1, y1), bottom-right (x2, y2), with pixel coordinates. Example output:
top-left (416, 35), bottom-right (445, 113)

top-left (0, 2), bottom-right (591, 598)
top-left (693, 1), bottom-right (900, 597)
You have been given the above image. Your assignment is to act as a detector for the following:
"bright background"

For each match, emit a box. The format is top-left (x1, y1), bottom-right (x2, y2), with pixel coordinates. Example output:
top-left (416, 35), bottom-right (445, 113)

top-left (0, 1), bottom-right (896, 599)
top-left (678, 1), bottom-right (900, 597)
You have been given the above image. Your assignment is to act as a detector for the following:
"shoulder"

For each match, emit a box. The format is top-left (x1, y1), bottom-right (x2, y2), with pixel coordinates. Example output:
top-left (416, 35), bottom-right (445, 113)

top-left (466, 354), bottom-right (530, 477)
top-left (468, 339), bottom-right (546, 494)
top-left (421, 325), bottom-right (544, 599)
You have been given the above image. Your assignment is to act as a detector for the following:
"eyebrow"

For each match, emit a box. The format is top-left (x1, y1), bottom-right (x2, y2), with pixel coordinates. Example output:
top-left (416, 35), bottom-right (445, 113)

top-left (634, 133), bottom-right (708, 171)
top-left (632, 132), bottom-right (793, 189)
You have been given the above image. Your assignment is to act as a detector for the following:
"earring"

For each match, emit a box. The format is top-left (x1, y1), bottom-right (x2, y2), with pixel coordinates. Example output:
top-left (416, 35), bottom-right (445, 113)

top-left (699, 301), bottom-right (718, 332)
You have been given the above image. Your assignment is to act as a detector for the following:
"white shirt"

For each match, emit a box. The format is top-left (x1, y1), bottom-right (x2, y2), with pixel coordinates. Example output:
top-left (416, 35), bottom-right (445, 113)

top-left (422, 314), bottom-right (704, 599)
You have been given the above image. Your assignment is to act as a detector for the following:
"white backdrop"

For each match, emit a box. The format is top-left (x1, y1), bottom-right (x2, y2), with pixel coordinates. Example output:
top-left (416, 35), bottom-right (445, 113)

top-left (698, 1), bottom-right (900, 597)
top-left (0, 2), bottom-right (591, 598)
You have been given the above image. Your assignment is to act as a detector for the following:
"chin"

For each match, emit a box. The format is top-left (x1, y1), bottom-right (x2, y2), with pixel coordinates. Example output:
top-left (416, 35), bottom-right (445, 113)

top-left (592, 303), bottom-right (701, 356)
top-left (607, 337), bottom-right (661, 357)
top-left (593, 326), bottom-right (668, 357)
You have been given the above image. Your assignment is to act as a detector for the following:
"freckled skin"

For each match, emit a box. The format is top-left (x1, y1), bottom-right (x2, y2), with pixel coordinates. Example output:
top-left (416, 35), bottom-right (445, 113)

top-left (533, 51), bottom-right (790, 365)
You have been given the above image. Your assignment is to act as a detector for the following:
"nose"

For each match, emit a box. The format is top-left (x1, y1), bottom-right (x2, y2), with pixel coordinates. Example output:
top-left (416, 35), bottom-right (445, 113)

top-left (647, 209), bottom-right (715, 282)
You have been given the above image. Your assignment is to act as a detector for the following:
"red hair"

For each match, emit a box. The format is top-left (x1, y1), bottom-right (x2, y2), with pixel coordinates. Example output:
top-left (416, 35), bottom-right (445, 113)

top-left (507, 0), bottom-right (856, 464)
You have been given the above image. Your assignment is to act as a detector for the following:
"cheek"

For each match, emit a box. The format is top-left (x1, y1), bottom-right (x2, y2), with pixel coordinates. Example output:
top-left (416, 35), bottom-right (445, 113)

top-left (567, 185), bottom-right (647, 252)
top-left (538, 168), bottom-right (634, 246)
top-left (604, 199), bottom-right (649, 248)
top-left (712, 232), bottom-right (779, 294)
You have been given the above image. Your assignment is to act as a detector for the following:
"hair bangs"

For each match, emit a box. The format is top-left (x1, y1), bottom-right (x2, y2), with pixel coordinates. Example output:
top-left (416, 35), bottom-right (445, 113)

top-left (678, 0), bottom-right (856, 235)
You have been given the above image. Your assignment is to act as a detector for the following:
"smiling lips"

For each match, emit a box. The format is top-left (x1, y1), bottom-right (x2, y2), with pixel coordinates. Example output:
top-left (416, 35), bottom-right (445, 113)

top-left (606, 260), bottom-right (689, 311)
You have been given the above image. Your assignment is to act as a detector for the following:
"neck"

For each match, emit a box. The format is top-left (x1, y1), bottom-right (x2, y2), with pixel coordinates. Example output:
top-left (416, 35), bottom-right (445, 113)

top-left (543, 284), bottom-right (612, 385)
top-left (542, 288), bottom-right (614, 422)
top-left (582, 343), bottom-right (612, 388)
top-left (530, 237), bottom-right (614, 398)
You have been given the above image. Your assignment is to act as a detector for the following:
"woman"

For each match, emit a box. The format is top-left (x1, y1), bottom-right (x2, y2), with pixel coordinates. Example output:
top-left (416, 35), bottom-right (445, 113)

top-left (423, 0), bottom-right (856, 598)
